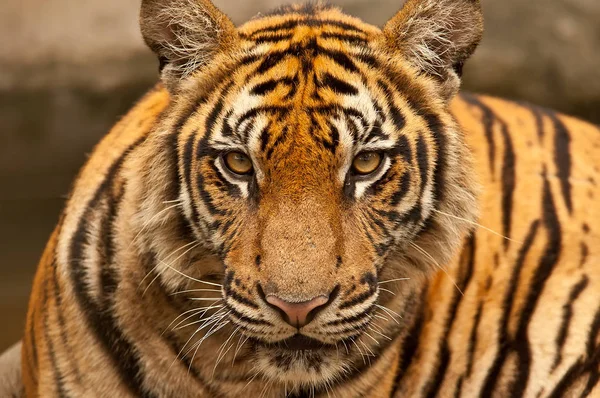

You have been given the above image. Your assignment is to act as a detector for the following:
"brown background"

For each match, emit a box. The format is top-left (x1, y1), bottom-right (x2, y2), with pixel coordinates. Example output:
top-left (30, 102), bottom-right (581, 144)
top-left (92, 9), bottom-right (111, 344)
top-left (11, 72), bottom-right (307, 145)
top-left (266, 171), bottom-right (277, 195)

top-left (1, 0), bottom-right (599, 352)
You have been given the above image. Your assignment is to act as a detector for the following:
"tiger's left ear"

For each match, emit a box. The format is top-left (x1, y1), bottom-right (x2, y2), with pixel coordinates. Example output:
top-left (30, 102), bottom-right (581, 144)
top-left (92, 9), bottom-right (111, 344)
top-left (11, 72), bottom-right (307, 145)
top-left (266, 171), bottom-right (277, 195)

top-left (381, 0), bottom-right (483, 101)
top-left (140, 0), bottom-right (238, 93)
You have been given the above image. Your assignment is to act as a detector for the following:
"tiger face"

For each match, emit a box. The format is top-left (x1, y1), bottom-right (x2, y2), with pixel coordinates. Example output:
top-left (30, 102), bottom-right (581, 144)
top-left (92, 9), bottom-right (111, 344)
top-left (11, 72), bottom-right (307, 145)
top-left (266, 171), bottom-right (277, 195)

top-left (140, 0), bottom-right (482, 388)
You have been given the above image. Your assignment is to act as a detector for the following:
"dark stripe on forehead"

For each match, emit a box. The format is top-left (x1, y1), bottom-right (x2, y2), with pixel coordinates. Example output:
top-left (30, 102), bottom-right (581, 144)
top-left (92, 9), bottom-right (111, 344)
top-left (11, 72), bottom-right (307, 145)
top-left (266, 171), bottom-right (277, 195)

top-left (246, 19), bottom-right (368, 37)
top-left (320, 31), bottom-right (369, 44)
top-left (377, 79), bottom-right (406, 132)
top-left (235, 105), bottom-right (289, 132)
top-left (319, 72), bottom-right (359, 95)
top-left (250, 77), bottom-right (294, 96)
top-left (244, 32), bottom-right (294, 44)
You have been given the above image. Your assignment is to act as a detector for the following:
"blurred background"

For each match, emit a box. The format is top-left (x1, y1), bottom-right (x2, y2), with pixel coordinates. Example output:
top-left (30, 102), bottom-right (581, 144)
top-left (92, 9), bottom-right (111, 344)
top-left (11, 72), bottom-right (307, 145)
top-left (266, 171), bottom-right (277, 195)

top-left (1, 0), bottom-right (599, 352)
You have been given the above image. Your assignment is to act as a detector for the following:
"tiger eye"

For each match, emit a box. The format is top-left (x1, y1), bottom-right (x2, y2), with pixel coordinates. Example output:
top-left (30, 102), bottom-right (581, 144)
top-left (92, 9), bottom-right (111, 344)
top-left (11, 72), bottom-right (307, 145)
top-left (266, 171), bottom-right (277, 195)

top-left (224, 152), bottom-right (253, 175)
top-left (352, 152), bottom-right (382, 175)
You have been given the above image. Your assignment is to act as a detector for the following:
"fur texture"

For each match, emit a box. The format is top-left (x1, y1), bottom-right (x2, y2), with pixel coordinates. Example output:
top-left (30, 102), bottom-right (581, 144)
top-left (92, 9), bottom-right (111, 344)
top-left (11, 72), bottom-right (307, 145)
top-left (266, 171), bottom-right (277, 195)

top-left (21, 1), bottom-right (600, 397)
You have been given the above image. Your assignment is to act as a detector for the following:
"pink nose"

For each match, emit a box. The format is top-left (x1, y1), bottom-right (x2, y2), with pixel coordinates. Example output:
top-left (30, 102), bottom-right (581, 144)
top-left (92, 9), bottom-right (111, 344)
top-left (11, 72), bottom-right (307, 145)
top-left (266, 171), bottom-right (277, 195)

top-left (266, 295), bottom-right (330, 328)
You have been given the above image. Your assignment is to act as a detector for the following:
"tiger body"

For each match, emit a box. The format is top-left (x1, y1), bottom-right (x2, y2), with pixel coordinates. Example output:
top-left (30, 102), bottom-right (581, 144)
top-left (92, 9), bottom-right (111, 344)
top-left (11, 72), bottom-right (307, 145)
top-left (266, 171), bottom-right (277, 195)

top-left (21, 1), bottom-right (600, 397)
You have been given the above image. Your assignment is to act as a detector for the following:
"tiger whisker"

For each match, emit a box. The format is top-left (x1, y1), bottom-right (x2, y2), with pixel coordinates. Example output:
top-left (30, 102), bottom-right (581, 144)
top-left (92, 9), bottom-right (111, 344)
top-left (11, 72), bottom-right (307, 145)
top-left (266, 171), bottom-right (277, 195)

top-left (242, 370), bottom-right (261, 391)
top-left (183, 312), bottom-right (230, 361)
top-left (409, 241), bottom-right (464, 296)
top-left (130, 202), bottom-right (183, 249)
top-left (188, 297), bottom-right (224, 301)
top-left (174, 307), bottom-right (227, 331)
top-left (212, 325), bottom-right (241, 377)
top-left (232, 335), bottom-right (250, 365)
top-left (375, 304), bottom-right (402, 324)
top-left (170, 288), bottom-right (222, 295)
top-left (341, 339), bottom-right (350, 355)
top-left (378, 278), bottom-right (410, 285)
top-left (351, 339), bottom-right (366, 365)
top-left (363, 331), bottom-right (380, 345)
top-left (159, 261), bottom-right (223, 287)
top-left (432, 209), bottom-right (522, 244)
top-left (142, 241), bottom-right (201, 296)
top-left (138, 240), bottom-right (198, 291)
top-left (358, 340), bottom-right (374, 365)
top-left (170, 312), bottom-right (224, 371)
top-left (379, 287), bottom-right (396, 296)
top-left (162, 198), bottom-right (183, 204)
top-left (188, 319), bottom-right (231, 374)
top-left (164, 304), bottom-right (223, 334)
top-left (368, 326), bottom-right (392, 341)
top-left (373, 313), bottom-right (390, 322)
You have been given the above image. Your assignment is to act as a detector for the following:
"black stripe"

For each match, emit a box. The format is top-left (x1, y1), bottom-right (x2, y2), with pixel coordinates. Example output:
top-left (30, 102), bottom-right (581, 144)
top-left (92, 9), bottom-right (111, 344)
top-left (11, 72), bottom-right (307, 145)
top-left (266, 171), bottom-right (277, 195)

top-left (499, 121), bottom-right (516, 250)
top-left (376, 79), bottom-right (406, 132)
top-left (479, 220), bottom-right (540, 397)
top-left (228, 306), bottom-right (272, 326)
top-left (247, 19), bottom-right (367, 37)
top-left (580, 242), bottom-right (589, 268)
top-left (416, 134), bottom-right (429, 195)
top-left (465, 302), bottom-right (483, 376)
top-left (319, 48), bottom-right (360, 73)
top-left (251, 79), bottom-right (279, 96)
top-left (43, 265), bottom-right (68, 398)
top-left (421, 234), bottom-right (476, 398)
top-left (69, 138), bottom-right (157, 398)
top-left (320, 32), bottom-right (368, 44)
top-left (266, 126), bottom-right (288, 160)
top-left (99, 186), bottom-right (124, 306)
top-left (462, 93), bottom-right (496, 178)
top-left (27, 307), bottom-right (38, 384)
top-left (548, 111), bottom-right (573, 214)
top-left (552, 275), bottom-right (589, 371)
top-left (51, 259), bottom-right (83, 386)
top-left (246, 32), bottom-right (294, 44)
top-left (509, 175), bottom-right (562, 397)
top-left (424, 113), bottom-right (448, 205)
top-left (462, 95), bottom-right (515, 249)
top-left (339, 288), bottom-right (376, 310)
top-left (319, 72), bottom-right (358, 95)
top-left (392, 285), bottom-right (428, 392)
top-left (191, 92), bottom-right (234, 220)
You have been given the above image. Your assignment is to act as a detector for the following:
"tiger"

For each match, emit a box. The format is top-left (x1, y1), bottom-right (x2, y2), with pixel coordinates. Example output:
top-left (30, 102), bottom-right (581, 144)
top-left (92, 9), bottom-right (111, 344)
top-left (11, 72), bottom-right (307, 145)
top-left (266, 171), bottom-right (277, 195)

top-left (16, 0), bottom-right (600, 396)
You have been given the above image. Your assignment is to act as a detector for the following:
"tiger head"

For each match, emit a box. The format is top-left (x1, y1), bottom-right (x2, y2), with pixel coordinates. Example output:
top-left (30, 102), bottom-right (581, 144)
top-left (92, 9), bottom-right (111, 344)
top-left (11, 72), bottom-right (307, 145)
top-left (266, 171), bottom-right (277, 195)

top-left (137, 0), bottom-right (482, 389)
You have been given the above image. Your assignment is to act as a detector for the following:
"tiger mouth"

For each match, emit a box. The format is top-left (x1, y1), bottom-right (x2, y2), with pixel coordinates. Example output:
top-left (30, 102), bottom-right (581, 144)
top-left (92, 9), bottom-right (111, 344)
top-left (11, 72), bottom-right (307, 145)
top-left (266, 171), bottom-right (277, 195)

top-left (254, 335), bottom-right (336, 351)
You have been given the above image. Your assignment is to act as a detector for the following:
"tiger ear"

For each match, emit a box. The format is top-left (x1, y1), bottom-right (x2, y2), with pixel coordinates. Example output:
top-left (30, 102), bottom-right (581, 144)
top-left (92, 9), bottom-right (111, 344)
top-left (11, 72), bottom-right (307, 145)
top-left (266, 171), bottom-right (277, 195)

top-left (140, 0), bottom-right (237, 92)
top-left (381, 0), bottom-right (483, 101)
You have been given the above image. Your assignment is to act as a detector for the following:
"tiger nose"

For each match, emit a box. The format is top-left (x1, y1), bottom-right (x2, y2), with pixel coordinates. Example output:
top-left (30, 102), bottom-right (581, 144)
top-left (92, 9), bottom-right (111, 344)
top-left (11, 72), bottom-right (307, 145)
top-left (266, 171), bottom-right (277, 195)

top-left (265, 295), bottom-right (330, 328)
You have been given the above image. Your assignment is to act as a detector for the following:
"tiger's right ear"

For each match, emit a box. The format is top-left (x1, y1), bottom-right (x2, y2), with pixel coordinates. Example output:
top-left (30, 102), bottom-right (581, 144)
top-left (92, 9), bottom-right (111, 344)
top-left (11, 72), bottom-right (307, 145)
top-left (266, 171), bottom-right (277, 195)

top-left (140, 0), bottom-right (237, 93)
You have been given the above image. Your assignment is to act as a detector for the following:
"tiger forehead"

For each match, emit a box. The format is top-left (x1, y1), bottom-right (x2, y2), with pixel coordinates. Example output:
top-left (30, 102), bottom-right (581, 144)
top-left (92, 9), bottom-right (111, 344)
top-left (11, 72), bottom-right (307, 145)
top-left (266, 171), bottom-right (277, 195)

top-left (238, 4), bottom-right (381, 39)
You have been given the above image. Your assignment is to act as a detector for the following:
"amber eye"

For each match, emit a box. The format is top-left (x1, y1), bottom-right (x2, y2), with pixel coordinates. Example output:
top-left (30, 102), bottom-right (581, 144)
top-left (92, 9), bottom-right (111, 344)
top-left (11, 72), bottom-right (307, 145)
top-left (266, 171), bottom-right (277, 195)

top-left (352, 152), bottom-right (383, 175)
top-left (223, 152), bottom-right (253, 175)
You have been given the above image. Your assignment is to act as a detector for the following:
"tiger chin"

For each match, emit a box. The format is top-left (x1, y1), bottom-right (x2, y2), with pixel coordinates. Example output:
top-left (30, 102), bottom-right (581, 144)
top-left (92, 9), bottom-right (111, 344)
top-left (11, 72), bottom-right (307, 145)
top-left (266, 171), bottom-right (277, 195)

top-left (19, 0), bottom-right (600, 397)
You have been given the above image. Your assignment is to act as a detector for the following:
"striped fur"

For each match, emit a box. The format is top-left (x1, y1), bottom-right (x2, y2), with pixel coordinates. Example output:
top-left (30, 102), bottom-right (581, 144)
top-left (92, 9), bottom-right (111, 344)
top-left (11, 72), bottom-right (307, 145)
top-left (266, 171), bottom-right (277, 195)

top-left (21, 1), bottom-right (600, 397)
